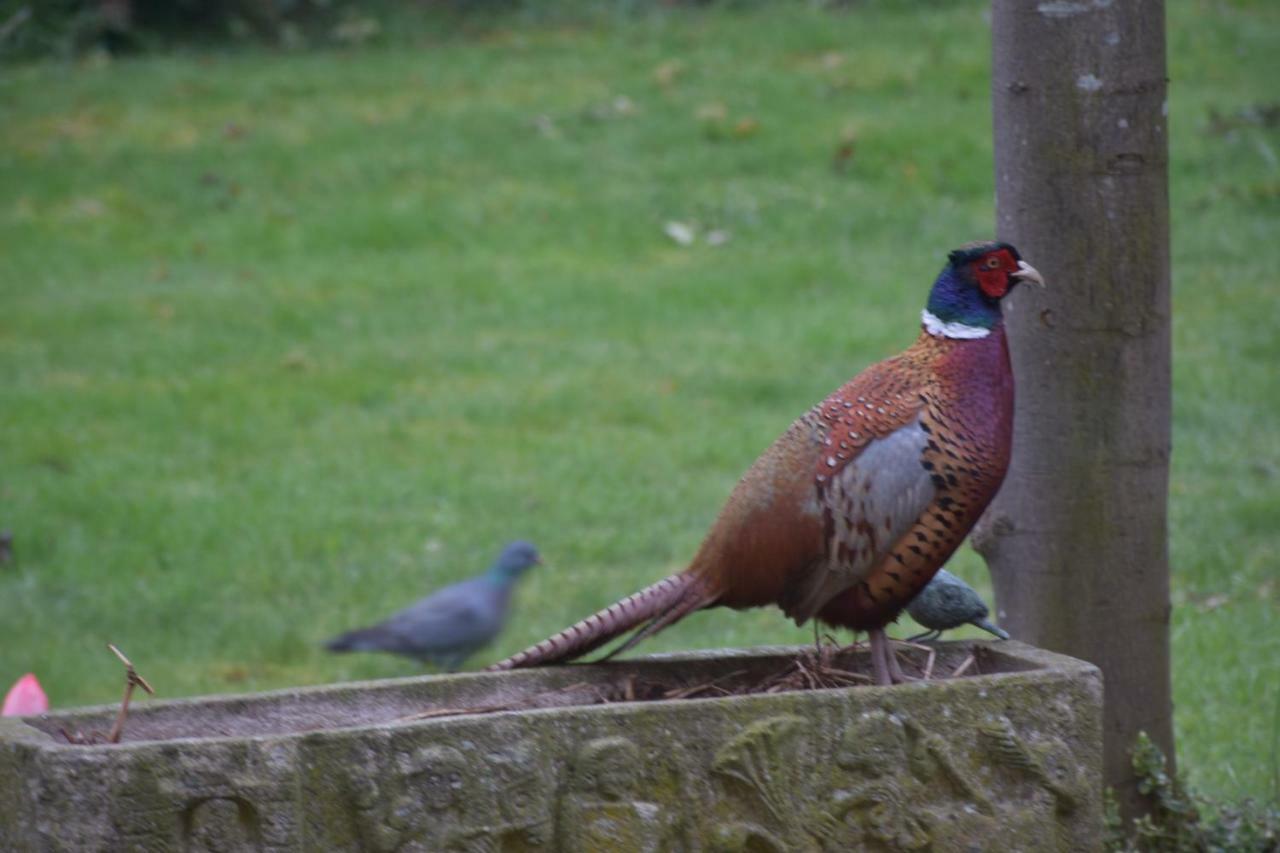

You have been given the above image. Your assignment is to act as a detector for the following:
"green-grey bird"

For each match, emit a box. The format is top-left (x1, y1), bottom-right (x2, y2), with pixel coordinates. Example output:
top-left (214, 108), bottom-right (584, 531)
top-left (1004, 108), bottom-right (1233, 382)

top-left (906, 569), bottom-right (1009, 642)
top-left (326, 541), bottom-right (542, 671)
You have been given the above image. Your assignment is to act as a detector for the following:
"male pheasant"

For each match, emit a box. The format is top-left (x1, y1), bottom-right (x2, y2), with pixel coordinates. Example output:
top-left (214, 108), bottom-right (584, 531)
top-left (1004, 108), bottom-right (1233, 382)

top-left (491, 242), bottom-right (1042, 685)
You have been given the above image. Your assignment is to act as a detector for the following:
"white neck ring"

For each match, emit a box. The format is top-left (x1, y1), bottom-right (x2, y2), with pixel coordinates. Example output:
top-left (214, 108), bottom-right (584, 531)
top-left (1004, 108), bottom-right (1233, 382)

top-left (921, 309), bottom-right (991, 340)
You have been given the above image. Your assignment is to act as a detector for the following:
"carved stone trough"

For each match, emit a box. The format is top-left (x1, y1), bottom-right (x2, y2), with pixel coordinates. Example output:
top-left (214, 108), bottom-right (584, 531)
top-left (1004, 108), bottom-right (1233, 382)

top-left (0, 641), bottom-right (1102, 851)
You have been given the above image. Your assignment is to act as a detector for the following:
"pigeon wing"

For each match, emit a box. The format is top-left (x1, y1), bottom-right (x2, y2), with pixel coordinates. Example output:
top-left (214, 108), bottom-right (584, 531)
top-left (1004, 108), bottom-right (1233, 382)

top-left (378, 578), bottom-right (506, 657)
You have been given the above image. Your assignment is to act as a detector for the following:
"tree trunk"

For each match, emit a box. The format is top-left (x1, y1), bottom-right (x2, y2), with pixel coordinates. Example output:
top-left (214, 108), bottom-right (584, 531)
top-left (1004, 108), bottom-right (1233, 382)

top-left (982, 0), bottom-right (1173, 821)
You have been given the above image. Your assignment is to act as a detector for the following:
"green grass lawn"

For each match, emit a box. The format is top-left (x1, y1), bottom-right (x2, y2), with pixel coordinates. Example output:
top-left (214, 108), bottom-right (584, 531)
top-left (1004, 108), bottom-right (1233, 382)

top-left (2, 0), bottom-right (1277, 802)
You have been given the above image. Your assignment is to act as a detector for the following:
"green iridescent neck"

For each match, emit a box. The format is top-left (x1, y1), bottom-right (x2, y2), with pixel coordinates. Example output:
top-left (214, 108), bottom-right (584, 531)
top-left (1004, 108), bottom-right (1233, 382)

top-left (923, 266), bottom-right (1001, 338)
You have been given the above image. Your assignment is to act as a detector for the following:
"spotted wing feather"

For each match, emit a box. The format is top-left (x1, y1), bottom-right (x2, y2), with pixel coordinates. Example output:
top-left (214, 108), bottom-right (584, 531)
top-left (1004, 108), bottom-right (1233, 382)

top-left (695, 356), bottom-right (933, 623)
top-left (779, 415), bottom-right (936, 623)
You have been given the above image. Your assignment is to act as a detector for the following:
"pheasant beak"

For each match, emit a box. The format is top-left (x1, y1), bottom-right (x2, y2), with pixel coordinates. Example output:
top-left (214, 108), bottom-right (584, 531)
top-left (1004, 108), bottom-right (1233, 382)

top-left (1012, 260), bottom-right (1045, 288)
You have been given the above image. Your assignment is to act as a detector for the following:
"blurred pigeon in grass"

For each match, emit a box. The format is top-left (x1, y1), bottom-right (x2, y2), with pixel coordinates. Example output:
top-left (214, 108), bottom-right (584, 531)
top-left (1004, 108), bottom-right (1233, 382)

top-left (906, 569), bottom-right (1009, 642)
top-left (326, 541), bottom-right (542, 671)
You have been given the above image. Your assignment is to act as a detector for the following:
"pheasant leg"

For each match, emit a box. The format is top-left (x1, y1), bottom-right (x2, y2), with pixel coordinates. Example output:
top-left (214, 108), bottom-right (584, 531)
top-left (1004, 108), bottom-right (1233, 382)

top-left (869, 628), bottom-right (914, 685)
top-left (868, 628), bottom-right (893, 685)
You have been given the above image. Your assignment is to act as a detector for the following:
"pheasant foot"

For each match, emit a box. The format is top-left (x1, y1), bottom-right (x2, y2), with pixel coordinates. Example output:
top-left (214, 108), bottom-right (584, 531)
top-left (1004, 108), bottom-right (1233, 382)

top-left (868, 629), bottom-right (926, 685)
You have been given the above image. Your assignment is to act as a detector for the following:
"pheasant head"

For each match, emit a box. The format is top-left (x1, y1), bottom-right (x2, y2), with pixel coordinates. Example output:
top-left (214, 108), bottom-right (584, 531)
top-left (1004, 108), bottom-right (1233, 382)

top-left (924, 241), bottom-right (1044, 339)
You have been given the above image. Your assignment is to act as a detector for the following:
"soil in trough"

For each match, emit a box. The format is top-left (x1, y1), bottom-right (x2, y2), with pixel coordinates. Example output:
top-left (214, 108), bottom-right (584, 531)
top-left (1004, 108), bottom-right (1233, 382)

top-left (29, 642), bottom-right (1023, 746)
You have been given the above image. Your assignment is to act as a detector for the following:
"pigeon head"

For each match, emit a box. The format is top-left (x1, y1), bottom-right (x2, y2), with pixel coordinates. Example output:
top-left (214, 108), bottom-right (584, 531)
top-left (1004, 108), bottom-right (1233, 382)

top-left (491, 540), bottom-right (542, 579)
top-left (924, 241), bottom-right (1044, 338)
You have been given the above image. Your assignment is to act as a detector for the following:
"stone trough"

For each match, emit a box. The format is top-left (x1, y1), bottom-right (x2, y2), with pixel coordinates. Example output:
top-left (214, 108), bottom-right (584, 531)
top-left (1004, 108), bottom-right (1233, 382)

top-left (0, 641), bottom-right (1102, 851)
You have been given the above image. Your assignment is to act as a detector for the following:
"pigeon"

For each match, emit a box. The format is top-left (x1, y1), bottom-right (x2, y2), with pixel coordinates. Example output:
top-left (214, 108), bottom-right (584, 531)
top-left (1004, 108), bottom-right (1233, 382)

top-left (905, 568), bottom-right (1009, 642)
top-left (325, 541), bottom-right (541, 671)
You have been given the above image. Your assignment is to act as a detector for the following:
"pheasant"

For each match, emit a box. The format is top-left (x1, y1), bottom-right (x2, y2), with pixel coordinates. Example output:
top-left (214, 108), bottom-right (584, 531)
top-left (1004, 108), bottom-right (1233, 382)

top-left (491, 242), bottom-right (1042, 685)
top-left (326, 540), bottom-right (542, 671)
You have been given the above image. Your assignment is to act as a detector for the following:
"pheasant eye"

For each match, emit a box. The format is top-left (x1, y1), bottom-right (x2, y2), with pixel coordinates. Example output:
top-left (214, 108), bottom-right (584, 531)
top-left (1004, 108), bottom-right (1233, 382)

top-left (983, 256), bottom-right (1001, 270)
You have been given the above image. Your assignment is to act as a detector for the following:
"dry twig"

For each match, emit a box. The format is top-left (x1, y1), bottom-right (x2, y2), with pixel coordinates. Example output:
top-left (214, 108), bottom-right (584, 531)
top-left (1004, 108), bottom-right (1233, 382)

top-left (389, 641), bottom-right (982, 726)
top-left (59, 644), bottom-right (154, 745)
top-left (106, 644), bottom-right (155, 744)
top-left (893, 640), bottom-right (938, 681)
top-left (951, 653), bottom-right (977, 679)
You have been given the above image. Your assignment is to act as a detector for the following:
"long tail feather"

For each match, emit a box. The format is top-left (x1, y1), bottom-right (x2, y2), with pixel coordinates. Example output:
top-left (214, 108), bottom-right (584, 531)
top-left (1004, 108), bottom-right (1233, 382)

top-left (599, 586), bottom-right (710, 662)
top-left (488, 573), bottom-right (711, 670)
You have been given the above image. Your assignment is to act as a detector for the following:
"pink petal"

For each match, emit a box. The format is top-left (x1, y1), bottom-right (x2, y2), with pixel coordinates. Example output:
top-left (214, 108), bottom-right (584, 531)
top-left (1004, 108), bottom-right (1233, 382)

top-left (2, 673), bottom-right (49, 716)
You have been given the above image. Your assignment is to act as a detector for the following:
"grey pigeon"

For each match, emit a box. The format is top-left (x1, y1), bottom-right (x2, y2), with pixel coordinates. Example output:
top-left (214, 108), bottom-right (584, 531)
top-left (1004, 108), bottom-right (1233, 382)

top-left (905, 569), bottom-right (1010, 642)
top-left (325, 541), bottom-right (542, 671)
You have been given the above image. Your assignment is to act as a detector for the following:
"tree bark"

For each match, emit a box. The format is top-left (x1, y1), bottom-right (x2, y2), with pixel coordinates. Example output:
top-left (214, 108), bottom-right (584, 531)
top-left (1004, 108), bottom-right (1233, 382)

top-left (983, 0), bottom-right (1173, 821)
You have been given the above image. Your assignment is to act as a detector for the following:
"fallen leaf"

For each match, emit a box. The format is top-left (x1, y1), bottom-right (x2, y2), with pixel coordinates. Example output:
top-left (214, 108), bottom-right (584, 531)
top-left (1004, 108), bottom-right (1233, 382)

top-left (696, 102), bottom-right (727, 123)
top-left (664, 221), bottom-right (696, 246)
top-left (611, 95), bottom-right (637, 117)
top-left (832, 141), bottom-right (856, 173)
top-left (71, 198), bottom-right (105, 219)
top-left (332, 16), bottom-right (381, 45)
top-left (585, 95), bottom-right (637, 121)
top-left (653, 60), bottom-right (684, 88)
top-left (821, 52), bottom-right (845, 71)
top-left (1197, 593), bottom-right (1230, 612)
top-left (281, 349), bottom-right (313, 371)
top-left (532, 115), bottom-right (559, 138)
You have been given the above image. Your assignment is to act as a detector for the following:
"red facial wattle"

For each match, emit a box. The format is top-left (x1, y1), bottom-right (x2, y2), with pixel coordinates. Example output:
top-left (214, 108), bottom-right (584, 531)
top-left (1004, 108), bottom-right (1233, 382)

top-left (975, 249), bottom-right (1018, 299)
